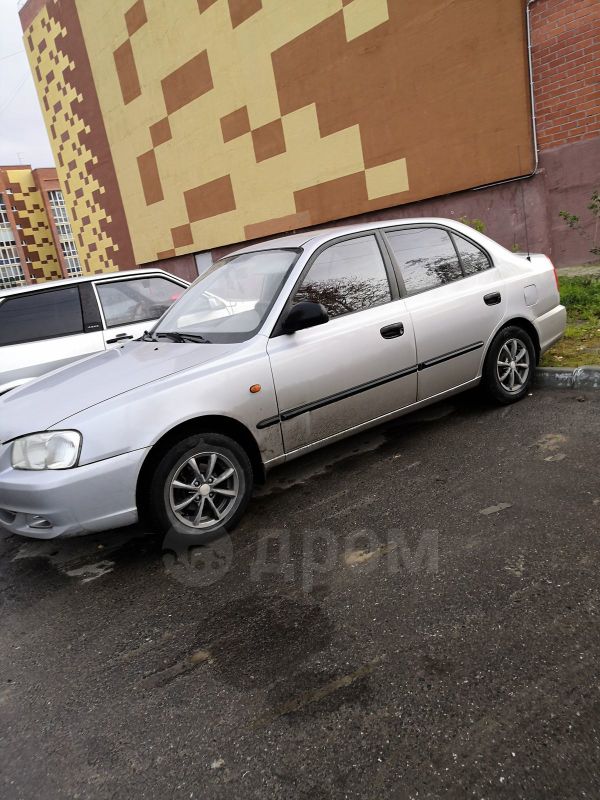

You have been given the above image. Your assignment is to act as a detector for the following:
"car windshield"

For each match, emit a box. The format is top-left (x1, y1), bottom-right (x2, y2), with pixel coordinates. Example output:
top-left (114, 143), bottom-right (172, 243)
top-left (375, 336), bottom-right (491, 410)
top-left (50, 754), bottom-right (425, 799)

top-left (154, 248), bottom-right (300, 343)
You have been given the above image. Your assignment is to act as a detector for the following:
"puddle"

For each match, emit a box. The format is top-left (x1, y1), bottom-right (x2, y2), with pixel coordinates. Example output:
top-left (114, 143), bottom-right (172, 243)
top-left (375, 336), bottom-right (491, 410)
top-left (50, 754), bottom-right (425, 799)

top-left (256, 431), bottom-right (387, 496)
top-left (11, 527), bottom-right (151, 584)
top-left (64, 560), bottom-right (116, 583)
top-left (187, 592), bottom-right (335, 689)
top-left (255, 398), bottom-right (463, 499)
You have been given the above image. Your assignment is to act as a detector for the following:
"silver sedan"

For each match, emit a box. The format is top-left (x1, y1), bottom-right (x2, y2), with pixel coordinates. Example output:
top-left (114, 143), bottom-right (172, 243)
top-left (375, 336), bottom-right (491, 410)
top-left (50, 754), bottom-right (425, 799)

top-left (0, 218), bottom-right (566, 540)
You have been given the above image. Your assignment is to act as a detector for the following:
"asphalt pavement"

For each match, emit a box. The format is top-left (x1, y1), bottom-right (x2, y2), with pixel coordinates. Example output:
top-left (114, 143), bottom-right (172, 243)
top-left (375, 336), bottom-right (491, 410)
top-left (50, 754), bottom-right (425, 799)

top-left (1, 387), bottom-right (599, 799)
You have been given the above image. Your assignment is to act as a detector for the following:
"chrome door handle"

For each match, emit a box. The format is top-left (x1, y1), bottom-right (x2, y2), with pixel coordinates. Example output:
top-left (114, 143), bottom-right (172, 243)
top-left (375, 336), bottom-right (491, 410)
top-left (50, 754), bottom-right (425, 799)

top-left (106, 333), bottom-right (134, 344)
top-left (484, 292), bottom-right (501, 306)
top-left (380, 322), bottom-right (404, 339)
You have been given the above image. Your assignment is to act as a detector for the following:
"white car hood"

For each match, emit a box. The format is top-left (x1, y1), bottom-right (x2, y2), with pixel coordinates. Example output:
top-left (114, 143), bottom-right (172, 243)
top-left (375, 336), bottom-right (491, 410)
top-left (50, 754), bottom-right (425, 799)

top-left (0, 340), bottom-right (237, 442)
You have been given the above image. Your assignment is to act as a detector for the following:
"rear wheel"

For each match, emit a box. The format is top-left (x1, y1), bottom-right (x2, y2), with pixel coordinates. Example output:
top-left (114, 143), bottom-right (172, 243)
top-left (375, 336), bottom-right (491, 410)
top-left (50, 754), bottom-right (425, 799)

top-left (147, 433), bottom-right (253, 539)
top-left (482, 325), bottom-right (535, 404)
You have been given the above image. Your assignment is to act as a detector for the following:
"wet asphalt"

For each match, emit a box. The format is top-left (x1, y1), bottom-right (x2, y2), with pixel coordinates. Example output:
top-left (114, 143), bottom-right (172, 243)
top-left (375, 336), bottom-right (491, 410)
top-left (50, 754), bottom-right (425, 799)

top-left (1, 387), bottom-right (599, 800)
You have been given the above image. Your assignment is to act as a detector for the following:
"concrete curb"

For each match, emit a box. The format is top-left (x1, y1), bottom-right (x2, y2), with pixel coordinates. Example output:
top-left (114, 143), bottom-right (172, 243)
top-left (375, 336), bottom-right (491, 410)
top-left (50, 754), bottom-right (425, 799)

top-left (535, 366), bottom-right (600, 390)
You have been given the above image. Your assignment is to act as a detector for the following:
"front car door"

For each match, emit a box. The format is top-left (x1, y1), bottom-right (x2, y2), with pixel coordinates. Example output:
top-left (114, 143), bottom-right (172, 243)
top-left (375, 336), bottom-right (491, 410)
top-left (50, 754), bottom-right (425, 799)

top-left (94, 275), bottom-right (186, 347)
top-left (267, 233), bottom-right (418, 454)
top-left (0, 285), bottom-right (105, 393)
top-left (382, 225), bottom-right (506, 401)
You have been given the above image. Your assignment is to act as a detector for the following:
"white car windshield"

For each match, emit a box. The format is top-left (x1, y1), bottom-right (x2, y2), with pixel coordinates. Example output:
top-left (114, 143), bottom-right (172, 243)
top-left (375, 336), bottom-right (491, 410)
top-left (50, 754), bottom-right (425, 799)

top-left (154, 248), bottom-right (300, 343)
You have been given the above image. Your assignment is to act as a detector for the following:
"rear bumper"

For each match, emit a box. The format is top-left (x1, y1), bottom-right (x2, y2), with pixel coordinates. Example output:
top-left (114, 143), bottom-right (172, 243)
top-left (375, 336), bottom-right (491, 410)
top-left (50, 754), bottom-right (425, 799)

top-left (535, 304), bottom-right (567, 355)
top-left (0, 448), bottom-right (149, 539)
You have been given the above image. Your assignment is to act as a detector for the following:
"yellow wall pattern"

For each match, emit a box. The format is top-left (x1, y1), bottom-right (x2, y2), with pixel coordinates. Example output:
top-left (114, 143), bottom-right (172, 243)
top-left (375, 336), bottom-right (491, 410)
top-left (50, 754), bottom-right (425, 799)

top-left (22, 0), bottom-right (533, 269)
top-left (76, 0), bottom-right (410, 264)
top-left (6, 167), bottom-right (62, 281)
top-left (24, 6), bottom-right (119, 275)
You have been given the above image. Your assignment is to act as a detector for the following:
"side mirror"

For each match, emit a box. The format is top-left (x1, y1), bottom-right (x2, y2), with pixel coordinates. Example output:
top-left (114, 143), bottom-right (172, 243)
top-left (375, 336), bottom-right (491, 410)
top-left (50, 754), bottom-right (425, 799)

top-left (282, 301), bottom-right (329, 334)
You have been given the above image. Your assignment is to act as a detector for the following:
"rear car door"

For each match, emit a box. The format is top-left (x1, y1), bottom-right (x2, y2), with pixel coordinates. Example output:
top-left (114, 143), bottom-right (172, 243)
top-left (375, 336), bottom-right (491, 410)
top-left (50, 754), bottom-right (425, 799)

top-left (267, 233), bottom-right (418, 453)
top-left (0, 285), bottom-right (105, 393)
top-left (383, 225), bottom-right (506, 401)
top-left (94, 275), bottom-right (186, 347)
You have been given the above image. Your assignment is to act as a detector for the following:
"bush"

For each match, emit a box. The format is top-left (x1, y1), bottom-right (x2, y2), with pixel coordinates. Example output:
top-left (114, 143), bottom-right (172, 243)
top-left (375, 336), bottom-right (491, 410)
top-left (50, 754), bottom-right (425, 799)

top-left (558, 276), bottom-right (600, 321)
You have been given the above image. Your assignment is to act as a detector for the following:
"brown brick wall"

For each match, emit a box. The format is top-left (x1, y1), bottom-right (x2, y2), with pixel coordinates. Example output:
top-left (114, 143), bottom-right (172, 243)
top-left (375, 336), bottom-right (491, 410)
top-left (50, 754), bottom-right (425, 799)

top-left (531, 0), bottom-right (600, 150)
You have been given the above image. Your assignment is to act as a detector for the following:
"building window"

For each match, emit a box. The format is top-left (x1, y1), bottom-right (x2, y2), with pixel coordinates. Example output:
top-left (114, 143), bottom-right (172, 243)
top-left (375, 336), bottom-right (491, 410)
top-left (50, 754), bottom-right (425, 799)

top-left (61, 239), bottom-right (83, 279)
top-left (48, 190), bottom-right (82, 278)
top-left (0, 196), bottom-right (26, 290)
top-left (48, 190), bottom-right (70, 224)
top-left (55, 222), bottom-right (72, 239)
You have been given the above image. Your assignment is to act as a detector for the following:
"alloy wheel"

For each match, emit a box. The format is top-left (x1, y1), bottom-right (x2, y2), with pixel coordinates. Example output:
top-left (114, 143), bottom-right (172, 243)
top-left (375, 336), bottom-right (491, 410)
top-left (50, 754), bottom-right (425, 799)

top-left (169, 451), bottom-right (240, 529)
top-left (496, 337), bottom-right (530, 394)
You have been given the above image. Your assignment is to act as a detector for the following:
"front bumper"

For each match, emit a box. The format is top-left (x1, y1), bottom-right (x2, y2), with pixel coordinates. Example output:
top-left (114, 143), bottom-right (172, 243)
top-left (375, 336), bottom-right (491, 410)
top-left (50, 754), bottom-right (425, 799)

top-left (0, 448), bottom-right (149, 539)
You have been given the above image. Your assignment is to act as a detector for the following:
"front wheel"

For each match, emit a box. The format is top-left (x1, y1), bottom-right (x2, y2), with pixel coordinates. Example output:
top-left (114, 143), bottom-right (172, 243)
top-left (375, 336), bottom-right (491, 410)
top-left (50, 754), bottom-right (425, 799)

top-left (147, 433), bottom-right (253, 539)
top-left (482, 325), bottom-right (536, 404)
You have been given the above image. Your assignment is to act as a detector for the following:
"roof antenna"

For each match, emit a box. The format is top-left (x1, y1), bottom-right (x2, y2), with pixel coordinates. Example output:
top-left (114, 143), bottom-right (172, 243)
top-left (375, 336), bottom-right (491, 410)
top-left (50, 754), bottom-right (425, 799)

top-left (518, 145), bottom-right (531, 261)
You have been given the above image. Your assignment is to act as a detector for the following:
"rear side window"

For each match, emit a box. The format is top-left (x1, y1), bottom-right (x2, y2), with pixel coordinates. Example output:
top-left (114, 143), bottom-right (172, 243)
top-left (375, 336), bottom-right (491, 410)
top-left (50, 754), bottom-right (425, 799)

top-left (96, 277), bottom-right (184, 328)
top-left (452, 234), bottom-right (491, 275)
top-left (385, 227), bottom-right (462, 294)
top-left (0, 287), bottom-right (83, 346)
top-left (294, 235), bottom-right (392, 318)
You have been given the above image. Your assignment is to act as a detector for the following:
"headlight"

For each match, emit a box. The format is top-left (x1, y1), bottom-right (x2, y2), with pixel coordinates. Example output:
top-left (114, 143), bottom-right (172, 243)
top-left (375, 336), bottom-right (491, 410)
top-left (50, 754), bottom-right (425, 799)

top-left (11, 431), bottom-right (82, 470)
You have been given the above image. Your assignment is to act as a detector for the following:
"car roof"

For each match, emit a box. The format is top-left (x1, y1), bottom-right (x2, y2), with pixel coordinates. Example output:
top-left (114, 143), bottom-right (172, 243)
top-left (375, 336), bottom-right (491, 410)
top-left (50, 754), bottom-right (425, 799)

top-left (0, 268), bottom-right (188, 298)
top-left (230, 217), bottom-right (471, 255)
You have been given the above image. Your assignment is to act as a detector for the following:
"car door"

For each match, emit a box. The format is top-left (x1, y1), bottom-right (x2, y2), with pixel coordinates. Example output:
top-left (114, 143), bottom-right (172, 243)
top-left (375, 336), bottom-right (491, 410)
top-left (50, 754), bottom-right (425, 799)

top-left (94, 275), bottom-right (186, 348)
top-left (382, 225), bottom-right (506, 401)
top-left (266, 233), bottom-right (418, 454)
top-left (0, 285), bottom-right (105, 393)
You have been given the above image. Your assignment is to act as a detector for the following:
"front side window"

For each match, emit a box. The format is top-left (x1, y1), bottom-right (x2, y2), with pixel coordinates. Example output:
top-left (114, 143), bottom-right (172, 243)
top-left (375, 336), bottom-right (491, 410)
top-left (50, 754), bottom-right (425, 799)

top-left (385, 227), bottom-right (462, 294)
top-left (155, 249), bottom-right (299, 343)
top-left (294, 235), bottom-right (391, 318)
top-left (0, 287), bottom-right (83, 346)
top-left (96, 277), bottom-right (185, 328)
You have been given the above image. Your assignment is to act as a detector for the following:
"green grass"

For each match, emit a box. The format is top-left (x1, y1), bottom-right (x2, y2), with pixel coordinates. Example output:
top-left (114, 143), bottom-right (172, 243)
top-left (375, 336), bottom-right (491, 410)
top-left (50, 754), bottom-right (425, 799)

top-left (541, 276), bottom-right (600, 367)
top-left (557, 275), bottom-right (600, 318)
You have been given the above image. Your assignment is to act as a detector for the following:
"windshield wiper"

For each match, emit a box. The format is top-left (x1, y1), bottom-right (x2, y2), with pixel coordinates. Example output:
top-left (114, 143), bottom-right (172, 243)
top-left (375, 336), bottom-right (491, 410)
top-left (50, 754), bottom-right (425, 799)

top-left (155, 331), bottom-right (212, 344)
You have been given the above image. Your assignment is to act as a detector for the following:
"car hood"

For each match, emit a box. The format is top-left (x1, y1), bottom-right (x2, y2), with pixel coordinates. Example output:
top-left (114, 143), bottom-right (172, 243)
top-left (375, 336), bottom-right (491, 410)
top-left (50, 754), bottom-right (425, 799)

top-left (0, 340), bottom-right (238, 442)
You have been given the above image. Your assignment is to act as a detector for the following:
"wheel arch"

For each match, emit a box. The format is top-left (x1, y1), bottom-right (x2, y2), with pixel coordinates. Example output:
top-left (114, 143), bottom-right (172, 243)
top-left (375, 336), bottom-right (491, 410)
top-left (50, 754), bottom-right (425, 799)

top-left (136, 415), bottom-right (265, 524)
top-left (486, 317), bottom-right (541, 365)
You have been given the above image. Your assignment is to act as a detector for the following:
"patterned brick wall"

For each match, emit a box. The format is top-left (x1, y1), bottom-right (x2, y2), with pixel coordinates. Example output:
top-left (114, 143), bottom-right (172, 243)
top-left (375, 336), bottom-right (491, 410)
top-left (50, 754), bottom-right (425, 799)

top-left (21, 0), bottom-right (136, 275)
top-left (531, 0), bottom-right (600, 150)
top-left (1, 166), bottom-right (62, 282)
top-left (21, 0), bottom-right (535, 267)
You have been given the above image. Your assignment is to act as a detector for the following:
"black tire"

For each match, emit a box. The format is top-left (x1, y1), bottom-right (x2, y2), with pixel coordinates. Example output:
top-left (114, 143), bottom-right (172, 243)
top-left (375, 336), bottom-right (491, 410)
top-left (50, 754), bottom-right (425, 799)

top-left (146, 433), bottom-right (253, 539)
top-left (482, 325), bottom-right (536, 404)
